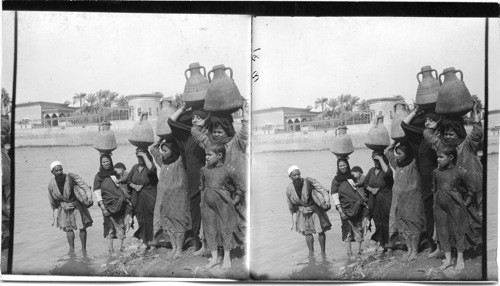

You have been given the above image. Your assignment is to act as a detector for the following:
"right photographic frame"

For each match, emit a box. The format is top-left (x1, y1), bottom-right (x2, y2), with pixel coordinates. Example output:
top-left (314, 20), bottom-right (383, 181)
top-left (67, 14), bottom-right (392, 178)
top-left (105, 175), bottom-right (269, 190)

top-left (250, 17), bottom-right (498, 281)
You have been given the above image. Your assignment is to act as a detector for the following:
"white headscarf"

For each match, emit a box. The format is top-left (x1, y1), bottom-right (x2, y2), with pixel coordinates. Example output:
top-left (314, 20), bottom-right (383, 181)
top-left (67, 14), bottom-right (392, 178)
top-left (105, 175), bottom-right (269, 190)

top-left (287, 165), bottom-right (299, 176)
top-left (50, 161), bottom-right (62, 172)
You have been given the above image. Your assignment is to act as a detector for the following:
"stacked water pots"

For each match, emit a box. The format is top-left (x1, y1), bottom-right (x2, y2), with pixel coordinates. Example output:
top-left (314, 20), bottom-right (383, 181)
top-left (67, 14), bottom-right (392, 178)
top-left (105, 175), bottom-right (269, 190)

top-left (330, 124), bottom-right (354, 159)
top-left (365, 115), bottom-right (390, 151)
top-left (93, 121), bottom-right (118, 155)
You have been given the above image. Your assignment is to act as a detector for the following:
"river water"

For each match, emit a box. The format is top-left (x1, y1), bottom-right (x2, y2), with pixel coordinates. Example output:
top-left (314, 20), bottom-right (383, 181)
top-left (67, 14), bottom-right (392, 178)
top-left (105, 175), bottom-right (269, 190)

top-left (11, 145), bottom-right (497, 279)
top-left (250, 149), bottom-right (497, 280)
top-left (12, 145), bottom-right (142, 275)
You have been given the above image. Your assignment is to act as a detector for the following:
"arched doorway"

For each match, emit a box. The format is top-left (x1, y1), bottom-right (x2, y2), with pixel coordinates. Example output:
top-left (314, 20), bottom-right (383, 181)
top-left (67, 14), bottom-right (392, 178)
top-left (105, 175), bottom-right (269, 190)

top-left (52, 114), bottom-right (59, 127)
top-left (44, 114), bottom-right (51, 127)
top-left (294, 118), bottom-right (301, 131)
top-left (287, 119), bottom-right (293, 132)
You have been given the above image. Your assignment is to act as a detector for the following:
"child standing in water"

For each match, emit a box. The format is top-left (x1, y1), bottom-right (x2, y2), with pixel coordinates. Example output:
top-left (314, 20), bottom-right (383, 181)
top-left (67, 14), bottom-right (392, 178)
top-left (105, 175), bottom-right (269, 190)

top-left (433, 146), bottom-right (482, 271)
top-left (199, 143), bottom-right (245, 269)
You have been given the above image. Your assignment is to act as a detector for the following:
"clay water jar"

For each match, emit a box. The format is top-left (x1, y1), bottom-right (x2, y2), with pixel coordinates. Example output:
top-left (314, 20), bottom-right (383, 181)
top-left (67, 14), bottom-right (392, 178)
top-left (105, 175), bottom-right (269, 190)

top-left (415, 65), bottom-right (440, 111)
top-left (129, 112), bottom-right (154, 148)
top-left (365, 115), bottom-right (390, 151)
top-left (391, 103), bottom-right (410, 141)
top-left (93, 121), bottom-right (117, 155)
top-left (183, 62), bottom-right (209, 109)
top-left (330, 125), bottom-right (354, 159)
top-left (435, 67), bottom-right (474, 116)
top-left (204, 64), bottom-right (244, 115)
top-left (156, 99), bottom-right (176, 140)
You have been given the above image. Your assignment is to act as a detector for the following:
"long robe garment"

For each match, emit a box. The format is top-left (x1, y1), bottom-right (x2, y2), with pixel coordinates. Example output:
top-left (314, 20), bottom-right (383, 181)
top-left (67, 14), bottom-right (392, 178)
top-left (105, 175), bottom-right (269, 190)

top-left (432, 166), bottom-right (482, 252)
top-left (385, 148), bottom-right (426, 238)
top-left (364, 167), bottom-right (393, 246)
top-left (332, 178), bottom-right (368, 242)
top-left (401, 119), bottom-right (437, 240)
top-left (151, 145), bottom-right (191, 237)
top-left (168, 117), bottom-right (205, 238)
top-left (127, 163), bottom-right (158, 243)
top-left (199, 164), bottom-right (245, 251)
top-left (192, 119), bottom-right (249, 234)
top-left (100, 176), bottom-right (132, 239)
top-left (286, 177), bottom-right (332, 236)
top-left (423, 122), bottom-right (483, 215)
top-left (48, 173), bottom-right (93, 231)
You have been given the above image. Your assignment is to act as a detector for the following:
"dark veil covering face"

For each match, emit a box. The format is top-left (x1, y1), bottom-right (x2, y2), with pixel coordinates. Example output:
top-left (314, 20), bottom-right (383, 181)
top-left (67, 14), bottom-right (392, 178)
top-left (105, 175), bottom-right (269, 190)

top-left (395, 142), bottom-right (414, 168)
top-left (160, 141), bottom-right (181, 165)
top-left (98, 154), bottom-right (115, 179)
top-left (372, 150), bottom-right (389, 167)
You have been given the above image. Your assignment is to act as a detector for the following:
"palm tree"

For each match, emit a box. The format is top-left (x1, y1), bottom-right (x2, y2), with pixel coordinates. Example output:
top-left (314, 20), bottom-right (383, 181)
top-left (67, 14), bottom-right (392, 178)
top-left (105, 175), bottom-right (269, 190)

top-left (115, 95), bottom-right (128, 108)
top-left (95, 90), bottom-right (119, 108)
top-left (326, 97), bottom-right (340, 118)
top-left (314, 97), bottom-right (329, 112)
top-left (345, 95), bottom-right (360, 111)
top-left (356, 99), bottom-right (370, 111)
top-left (72, 92), bottom-right (87, 108)
top-left (84, 93), bottom-right (99, 114)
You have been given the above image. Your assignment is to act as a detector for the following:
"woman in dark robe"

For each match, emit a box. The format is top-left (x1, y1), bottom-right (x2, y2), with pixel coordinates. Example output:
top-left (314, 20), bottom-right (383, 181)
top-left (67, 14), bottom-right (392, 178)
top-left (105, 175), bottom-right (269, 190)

top-left (127, 148), bottom-right (158, 251)
top-left (168, 104), bottom-right (207, 251)
top-left (385, 143), bottom-right (426, 261)
top-left (96, 155), bottom-right (132, 252)
top-left (364, 150), bottom-right (394, 252)
top-left (331, 158), bottom-right (369, 257)
top-left (401, 107), bottom-right (440, 254)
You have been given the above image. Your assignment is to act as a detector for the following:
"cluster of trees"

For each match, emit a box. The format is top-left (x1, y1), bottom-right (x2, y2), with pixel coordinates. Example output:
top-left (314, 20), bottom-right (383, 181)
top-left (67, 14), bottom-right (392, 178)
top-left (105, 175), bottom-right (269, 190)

top-left (67, 90), bottom-right (128, 115)
top-left (310, 94), bottom-right (370, 119)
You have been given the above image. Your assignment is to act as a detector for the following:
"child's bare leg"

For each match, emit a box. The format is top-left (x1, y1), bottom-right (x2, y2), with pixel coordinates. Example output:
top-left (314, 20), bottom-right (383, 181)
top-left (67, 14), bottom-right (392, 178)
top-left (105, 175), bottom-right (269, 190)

top-left (173, 233), bottom-right (184, 259)
top-left (439, 251), bottom-right (453, 270)
top-left (79, 229), bottom-right (87, 251)
top-left (305, 234), bottom-right (314, 254)
top-left (221, 249), bottom-right (232, 269)
top-left (429, 243), bottom-right (441, 258)
top-left (455, 251), bottom-right (465, 270)
top-left (169, 234), bottom-right (177, 260)
top-left (66, 230), bottom-right (75, 251)
top-left (118, 238), bottom-right (124, 251)
top-left (108, 238), bottom-right (114, 252)
top-left (206, 250), bottom-right (219, 268)
top-left (408, 235), bottom-right (419, 261)
top-left (346, 241), bottom-right (352, 257)
top-left (356, 241), bottom-right (363, 255)
top-left (318, 232), bottom-right (326, 254)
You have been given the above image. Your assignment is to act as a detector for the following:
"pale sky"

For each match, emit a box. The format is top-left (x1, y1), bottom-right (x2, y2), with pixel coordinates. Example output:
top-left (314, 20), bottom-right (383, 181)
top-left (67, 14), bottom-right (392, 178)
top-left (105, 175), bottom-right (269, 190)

top-left (252, 17), bottom-right (500, 111)
top-left (2, 12), bottom-right (251, 106)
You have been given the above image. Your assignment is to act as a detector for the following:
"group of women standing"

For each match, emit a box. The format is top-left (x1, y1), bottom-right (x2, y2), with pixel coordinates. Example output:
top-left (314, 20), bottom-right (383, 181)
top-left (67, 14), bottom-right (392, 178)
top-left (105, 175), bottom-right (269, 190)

top-left (288, 102), bottom-right (483, 272)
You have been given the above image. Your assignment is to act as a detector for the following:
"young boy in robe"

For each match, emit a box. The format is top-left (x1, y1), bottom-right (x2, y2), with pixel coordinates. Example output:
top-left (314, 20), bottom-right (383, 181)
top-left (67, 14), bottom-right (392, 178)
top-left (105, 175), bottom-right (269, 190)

top-left (199, 143), bottom-right (245, 269)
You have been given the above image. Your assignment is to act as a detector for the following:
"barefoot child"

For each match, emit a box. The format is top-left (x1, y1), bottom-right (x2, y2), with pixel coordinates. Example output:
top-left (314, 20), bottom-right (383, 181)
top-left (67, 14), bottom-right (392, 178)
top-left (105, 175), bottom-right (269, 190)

top-left (200, 143), bottom-right (245, 269)
top-left (351, 166), bottom-right (371, 236)
top-left (433, 146), bottom-right (482, 271)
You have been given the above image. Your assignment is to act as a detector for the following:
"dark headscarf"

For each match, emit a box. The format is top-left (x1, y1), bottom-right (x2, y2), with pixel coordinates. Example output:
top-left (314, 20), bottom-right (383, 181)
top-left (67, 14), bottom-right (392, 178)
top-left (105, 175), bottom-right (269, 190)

top-left (192, 109), bottom-right (209, 120)
top-left (334, 158), bottom-right (354, 182)
top-left (136, 147), bottom-right (154, 164)
top-left (372, 150), bottom-right (390, 168)
top-left (160, 141), bottom-right (180, 165)
top-left (98, 154), bottom-right (115, 179)
top-left (208, 114), bottom-right (236, 144)
top-left (395, 142), bottom-right (414, 168)
top-left (440, 116), bottom-right (466, 146)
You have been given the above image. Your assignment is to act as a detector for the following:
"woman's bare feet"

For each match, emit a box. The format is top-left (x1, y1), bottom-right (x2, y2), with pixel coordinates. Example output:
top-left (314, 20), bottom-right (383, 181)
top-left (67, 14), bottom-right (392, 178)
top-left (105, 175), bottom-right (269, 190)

top-left (439, 259), bottom-right (453, 270)
top-left (205, 257), bottom-right (219, 269)
top-left (408, 250), bottom-right (418, 261)
top-left (221, 258), bottom-right (232, 269)
top-left (454, 261), bottom-right (465, 271)
top-left (172, 248), bottom-right (183, 259)
top-left (193, 245), bottom-right (206, 256)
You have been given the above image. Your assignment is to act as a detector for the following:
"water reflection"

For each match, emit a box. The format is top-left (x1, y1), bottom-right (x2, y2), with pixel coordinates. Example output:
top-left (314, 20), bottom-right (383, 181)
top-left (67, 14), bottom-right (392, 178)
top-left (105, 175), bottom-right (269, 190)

top-left (290, 253), bottom-right (336, 280)
top-left (50, 250), bottom-right (96, 276)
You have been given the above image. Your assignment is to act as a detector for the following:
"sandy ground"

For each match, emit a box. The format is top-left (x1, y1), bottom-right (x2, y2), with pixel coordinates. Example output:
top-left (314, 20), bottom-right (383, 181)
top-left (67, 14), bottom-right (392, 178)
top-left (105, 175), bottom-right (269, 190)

top-left (99, 241), bottom-right (248, 280)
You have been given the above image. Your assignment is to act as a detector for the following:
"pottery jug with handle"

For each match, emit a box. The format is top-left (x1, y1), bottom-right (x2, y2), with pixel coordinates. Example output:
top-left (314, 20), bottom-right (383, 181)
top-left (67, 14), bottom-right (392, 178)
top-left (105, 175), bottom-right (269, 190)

top-left (330, 125), bottom-right (354, 159)
top-left (129, 112), bottom-right (154, 148)
top-left (183, 62), bottom-right (209, 109)
top-left (415, 65), bottom-right (440, 111)
top-left (391, 103), bottom-right (410, 141)
top-left (435, 67), bottom-right (474, 116)
top-left (365, 115), bottom-right (390, 151)
top-left (204, 64), bottom-right (244, 115)
top-left (93, 121), bottom-right (117, 155)
top-left (156, 97), bottom-right (176, 140)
